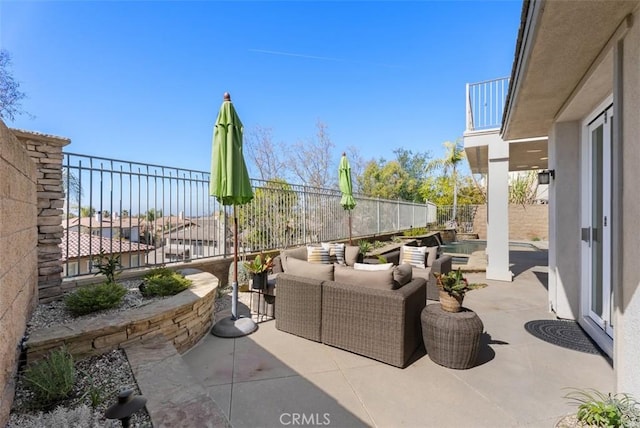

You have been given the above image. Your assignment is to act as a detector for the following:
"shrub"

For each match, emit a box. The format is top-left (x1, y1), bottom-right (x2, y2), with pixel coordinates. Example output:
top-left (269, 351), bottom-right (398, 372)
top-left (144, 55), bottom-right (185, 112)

top-left (19, 404), bottom-right (104, 427)
top-left (24, 348), bottom-right (76, 406)
top-left (403, 227), bottom-right (428, 237)
top-left (141, 269), bottom-right (191, 297)
top-left (64, 282), bottom-right (127, 316)
top-left (564, 388), bottom-right (640, 428)
top-left (91, 249), bottom-right (121, 283)
top-left (358, 240), bottom-right (372, 256)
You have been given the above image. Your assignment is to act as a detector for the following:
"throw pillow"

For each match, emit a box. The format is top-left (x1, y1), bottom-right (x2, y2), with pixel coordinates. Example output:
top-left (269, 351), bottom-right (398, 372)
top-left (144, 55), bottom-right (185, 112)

top-left (401, 245), bottom-right (427, 268)
top-left (307, 246), bottom-right (330, 264)
top-left (353, 262), bottom-right (394, 271)
top-left (286, 257), bottom-right (334, 281)
top-left (321, 242), bottom-right (346, 265)
top-left (393, 263), bottom-right (413, 288)
top-left (334, 264), bottom-right (395, 291)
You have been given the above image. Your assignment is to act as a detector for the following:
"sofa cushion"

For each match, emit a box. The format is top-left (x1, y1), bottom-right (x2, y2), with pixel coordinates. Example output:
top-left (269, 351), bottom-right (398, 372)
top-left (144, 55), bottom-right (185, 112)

top-left (334, 264), bottom-right (395, 291)
top-left (281, 246), bottom-right (308, 271)
top-left (410, 266), bottom-right (432, 281)
top-left (344, 245), bottom-right (360, 266)
top-left (353, 262), bottom-right (393, 271)
top-left (307, 246), bottom-right (331, 264)
top-left (425, 246), bottom-right (438, 267)
top-left (321, 242), bottom-right (346, 265)
top-left (393, 263), bottom-right (413, 288)
top-left (286, 257), bottom-right (334, 281)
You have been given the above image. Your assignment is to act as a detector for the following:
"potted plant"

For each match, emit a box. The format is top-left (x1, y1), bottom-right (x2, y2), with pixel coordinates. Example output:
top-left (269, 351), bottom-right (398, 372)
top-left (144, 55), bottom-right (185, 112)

top-left (434, 268), bottom-right (486, 312)
top-left (243, 254), bottom-right (274, 290)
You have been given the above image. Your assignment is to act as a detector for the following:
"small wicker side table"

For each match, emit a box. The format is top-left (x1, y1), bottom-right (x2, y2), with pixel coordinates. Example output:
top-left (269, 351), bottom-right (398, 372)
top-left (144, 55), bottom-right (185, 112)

top-left (421, 304), bottom-right (484, 369)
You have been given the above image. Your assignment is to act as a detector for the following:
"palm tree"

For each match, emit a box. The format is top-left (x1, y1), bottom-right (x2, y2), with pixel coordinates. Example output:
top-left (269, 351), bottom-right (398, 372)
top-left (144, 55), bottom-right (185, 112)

top-left (428, 140), bottom-right (466, 225)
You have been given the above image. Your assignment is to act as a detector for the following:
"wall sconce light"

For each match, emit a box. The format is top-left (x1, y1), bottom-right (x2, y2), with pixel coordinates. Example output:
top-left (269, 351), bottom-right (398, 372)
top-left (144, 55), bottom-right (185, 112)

top-left (538, 169), bottom-right (555, 185)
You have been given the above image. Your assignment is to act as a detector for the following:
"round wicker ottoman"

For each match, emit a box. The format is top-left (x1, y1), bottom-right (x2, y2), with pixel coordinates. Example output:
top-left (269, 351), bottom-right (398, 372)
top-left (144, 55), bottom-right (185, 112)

top-left (421, 304), bottom-right (484, 369)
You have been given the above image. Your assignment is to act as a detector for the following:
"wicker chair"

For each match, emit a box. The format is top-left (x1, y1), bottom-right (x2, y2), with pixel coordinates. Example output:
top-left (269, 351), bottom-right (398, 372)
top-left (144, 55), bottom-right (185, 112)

top-left (274, 273), bottom-right (323, 342)
top-left (321, 278), bottom-right (426, 368)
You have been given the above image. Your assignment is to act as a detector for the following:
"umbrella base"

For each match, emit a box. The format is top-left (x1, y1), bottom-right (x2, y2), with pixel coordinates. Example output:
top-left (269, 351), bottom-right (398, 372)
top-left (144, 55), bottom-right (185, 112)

top-left (210, 316), bottom-right (257, 338)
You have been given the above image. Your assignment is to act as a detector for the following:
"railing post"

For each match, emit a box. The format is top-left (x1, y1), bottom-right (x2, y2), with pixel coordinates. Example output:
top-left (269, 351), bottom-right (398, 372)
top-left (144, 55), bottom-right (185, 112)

top-left (466, 82), bottom-right (473, 132)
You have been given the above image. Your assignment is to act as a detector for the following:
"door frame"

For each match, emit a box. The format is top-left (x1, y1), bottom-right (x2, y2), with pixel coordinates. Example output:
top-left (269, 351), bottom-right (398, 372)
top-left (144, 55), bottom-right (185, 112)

top-left (579, 95), bottom-right (614, 357)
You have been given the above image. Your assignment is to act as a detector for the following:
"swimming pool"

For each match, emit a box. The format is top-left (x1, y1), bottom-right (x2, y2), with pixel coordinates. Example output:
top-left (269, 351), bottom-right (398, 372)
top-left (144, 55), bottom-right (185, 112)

top-left (441, 240), bottom-right (540, 255)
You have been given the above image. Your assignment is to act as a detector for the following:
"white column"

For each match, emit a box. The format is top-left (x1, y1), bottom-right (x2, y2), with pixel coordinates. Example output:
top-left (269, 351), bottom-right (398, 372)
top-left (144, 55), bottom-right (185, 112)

top-left (486, 138), bottom-right (512, 281)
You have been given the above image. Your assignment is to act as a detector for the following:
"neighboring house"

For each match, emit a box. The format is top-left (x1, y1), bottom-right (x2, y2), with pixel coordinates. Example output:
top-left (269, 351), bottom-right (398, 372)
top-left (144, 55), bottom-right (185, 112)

top-left (466, 0), bottom-right (639, 397)
top-left (66, 213), bottom-right (143, 243)
top-left (60, 230), bottom-right (154, 276)
top-left (146, 216), bottom-right (227, 264)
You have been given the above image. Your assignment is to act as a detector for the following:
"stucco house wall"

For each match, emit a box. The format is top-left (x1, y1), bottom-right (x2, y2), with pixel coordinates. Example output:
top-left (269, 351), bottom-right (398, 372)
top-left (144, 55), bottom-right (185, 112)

top-left (617, 9), bottom-right (640, 396)
top-left (0, 121), bottom-right (38, 427)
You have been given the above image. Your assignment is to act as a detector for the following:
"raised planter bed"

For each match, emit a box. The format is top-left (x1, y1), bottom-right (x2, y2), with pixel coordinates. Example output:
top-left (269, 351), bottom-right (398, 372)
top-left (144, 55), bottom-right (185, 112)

top-left (25, 269), bottom-right (219, 363)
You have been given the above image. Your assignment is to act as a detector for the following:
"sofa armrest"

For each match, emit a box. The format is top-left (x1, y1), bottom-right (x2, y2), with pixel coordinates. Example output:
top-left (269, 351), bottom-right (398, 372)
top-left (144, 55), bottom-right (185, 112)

top-left (272, 255), bottom-right (284, 274)
top-left (274, 273), bottom-right (323, 342)
top-left (427, 255), bottom-right (453, 300)
top-left (321, 278), bottom-right (427, 367)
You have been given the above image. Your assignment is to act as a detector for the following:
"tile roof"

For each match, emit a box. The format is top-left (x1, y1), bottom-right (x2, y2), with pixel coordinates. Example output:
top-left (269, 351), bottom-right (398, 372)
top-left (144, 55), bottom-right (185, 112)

top-left (60, 230), bottom-right (154, 260)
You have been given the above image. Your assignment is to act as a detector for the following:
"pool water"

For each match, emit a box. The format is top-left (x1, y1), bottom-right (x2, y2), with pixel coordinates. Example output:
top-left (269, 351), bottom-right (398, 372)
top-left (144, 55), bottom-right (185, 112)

top-left (442, 240), bottom-right (540, 255)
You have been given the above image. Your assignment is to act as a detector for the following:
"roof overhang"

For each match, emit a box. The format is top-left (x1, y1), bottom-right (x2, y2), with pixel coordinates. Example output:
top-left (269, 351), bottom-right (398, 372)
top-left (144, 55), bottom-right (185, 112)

top-left (502, 0), bottom-right (637, 140)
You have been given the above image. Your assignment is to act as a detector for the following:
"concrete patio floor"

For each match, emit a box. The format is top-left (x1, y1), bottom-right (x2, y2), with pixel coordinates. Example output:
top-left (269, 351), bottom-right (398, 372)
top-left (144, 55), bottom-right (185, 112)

top-left (183, 247), bottom-right (613, 428)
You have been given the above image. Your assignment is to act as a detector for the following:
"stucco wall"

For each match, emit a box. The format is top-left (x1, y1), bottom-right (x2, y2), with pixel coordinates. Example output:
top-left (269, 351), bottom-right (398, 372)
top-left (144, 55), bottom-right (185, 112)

top-left (618, 10), bottom-right (640, 398)
top-left (472, 204), bottom-right (549, 241)
top-left (0, 121), bottom-right (38, 427)
top-left (549, 121), bottom-right (581, 320)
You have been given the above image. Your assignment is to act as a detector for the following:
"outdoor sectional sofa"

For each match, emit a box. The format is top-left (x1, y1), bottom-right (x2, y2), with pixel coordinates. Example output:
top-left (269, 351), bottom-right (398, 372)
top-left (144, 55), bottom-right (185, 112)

top-left (272, 245), bottom-right (432, 368)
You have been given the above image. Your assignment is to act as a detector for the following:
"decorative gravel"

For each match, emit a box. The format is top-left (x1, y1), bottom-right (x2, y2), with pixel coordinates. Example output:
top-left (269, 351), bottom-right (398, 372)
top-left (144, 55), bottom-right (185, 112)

top-left (9, 277), bottom-right (219, 428)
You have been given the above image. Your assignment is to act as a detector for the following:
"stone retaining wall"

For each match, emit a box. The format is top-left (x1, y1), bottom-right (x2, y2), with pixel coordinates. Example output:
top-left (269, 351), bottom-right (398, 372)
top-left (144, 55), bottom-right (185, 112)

top-left (25, 270), bottom-right (218, 363)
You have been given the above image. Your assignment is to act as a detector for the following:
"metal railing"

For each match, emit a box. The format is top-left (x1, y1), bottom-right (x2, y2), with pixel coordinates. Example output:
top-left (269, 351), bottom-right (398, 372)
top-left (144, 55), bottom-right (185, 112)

top-left (435, 205), bottom-right (482, 233)
top-left (62, 152), bottom-right (438, 277)
top-left (466, 77), bottom-right (510, 132)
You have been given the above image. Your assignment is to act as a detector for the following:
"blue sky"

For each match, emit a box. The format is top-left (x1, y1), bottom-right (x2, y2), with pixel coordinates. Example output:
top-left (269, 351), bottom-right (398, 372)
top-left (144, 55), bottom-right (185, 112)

top-left (2, 0), bottom-right (522, 178)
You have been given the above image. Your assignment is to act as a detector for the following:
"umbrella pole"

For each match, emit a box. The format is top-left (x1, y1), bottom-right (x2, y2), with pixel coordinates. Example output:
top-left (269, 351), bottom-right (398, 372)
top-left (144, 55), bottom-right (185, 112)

top-left (232, 205), bottom-right (238, 320)
top-left (348, 211), bottom-right (352, 245)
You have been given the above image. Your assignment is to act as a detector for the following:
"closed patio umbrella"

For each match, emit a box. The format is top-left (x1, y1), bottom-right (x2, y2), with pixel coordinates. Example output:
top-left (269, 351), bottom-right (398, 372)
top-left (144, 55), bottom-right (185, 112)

top-left (339, 153), bottom-right (356, 245)
top-left (210, 92), bottom-right (256, 338)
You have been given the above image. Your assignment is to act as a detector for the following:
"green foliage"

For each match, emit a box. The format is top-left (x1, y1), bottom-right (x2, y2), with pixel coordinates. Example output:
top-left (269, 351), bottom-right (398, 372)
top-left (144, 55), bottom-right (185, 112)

top-left (91, 249), bottom-right (121, 283)
top-left (358, 240), bottom-right (372, 256)
top-left (141, 269), bottom-right (191, 297)
top-left (564, 388), bottom-right (640, 428)
top-left (358, 147), bottom-right (431, 202)
top-left (377, 255), bottom-right (388, 264)
top-left (65, 282), bottom-right (127, 316)
top-left (79, 206), bottom-right (95, 218)
top-left (509, 170), bottom-right (539, 204)
top-left (372, 240), bottom-right (385, 249)
top-left (435, 268), bottom-right (487, 298)
top-left (403, 227), bottom-right (428, 237)
top-left (242, 254), bottom-right (274, 274)
top-left (24, 348), bottom-right (76, 406)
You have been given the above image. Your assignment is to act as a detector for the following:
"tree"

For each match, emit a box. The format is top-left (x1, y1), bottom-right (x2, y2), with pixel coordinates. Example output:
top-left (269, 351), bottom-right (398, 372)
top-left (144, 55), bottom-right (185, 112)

top-left (244, 125), bottom-right (288, 181)
top-left (62, 167), bottom-right (81, 210)
top-left (80, 206), bottom-right (96, 218)
top-left (509, 171), bottom-right (539, 204)
top-left (288, 120), bottom-right (336, 188)
top-left (427, 140), bottom-right (466, 223)
top-left (0, 50), bottom-right (29, 121)
top-left (357, 147), bottom-right (431, 201)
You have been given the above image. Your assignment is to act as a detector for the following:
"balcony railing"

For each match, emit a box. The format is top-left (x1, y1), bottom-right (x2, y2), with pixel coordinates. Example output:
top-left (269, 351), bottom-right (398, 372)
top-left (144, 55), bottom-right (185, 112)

top-left (62, 153), bottom-right (437, 278)
top-left (466, 77), bottom-right (510, 132)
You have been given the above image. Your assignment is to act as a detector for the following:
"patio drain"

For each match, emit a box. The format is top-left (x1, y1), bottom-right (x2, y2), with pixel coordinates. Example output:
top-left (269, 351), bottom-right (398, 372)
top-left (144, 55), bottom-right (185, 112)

top-left (524, 320), bottom-right (603, 355)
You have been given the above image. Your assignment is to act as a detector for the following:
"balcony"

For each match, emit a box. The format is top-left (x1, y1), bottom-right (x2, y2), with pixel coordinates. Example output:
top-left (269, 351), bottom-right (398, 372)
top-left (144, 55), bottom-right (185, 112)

top-left (465, 77), bottom-right (510, 133)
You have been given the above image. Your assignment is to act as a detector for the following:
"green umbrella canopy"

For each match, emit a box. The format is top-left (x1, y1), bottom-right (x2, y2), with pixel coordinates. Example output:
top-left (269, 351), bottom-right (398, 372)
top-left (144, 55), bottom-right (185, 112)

top-left (210, 93), bottom-right (254, 206)
top-left (339, 153), bottom-right (356, 210)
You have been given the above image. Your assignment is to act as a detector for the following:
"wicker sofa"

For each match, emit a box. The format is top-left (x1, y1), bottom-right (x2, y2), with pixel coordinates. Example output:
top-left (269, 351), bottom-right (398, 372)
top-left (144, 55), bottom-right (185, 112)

top-left (273, 246), bottom-right (427, 368)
